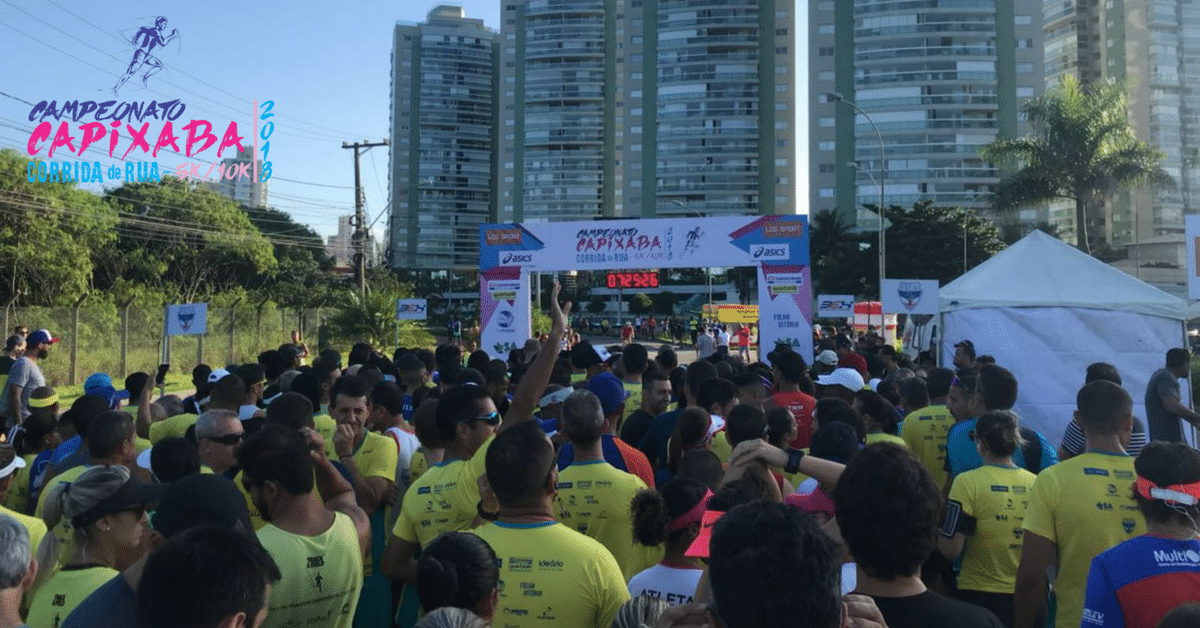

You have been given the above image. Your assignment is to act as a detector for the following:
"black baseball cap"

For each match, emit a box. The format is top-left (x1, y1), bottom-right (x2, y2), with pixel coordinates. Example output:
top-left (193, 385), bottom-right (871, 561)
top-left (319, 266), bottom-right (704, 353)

top-left (151, 474), bottom-right (256, 540)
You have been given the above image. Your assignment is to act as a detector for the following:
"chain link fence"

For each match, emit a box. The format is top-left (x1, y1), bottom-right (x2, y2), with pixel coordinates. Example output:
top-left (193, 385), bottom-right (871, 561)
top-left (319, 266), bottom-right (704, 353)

top-left (3, 304), bottom-right (326, 387)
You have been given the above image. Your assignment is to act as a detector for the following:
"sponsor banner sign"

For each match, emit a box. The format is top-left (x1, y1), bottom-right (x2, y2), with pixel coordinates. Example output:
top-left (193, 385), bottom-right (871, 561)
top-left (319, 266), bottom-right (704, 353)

top-left (881, 279), bottom-right (940, 316)
top-left (165, 303), bottom-right (207, 336)
top-left (480, 268), bottom-right (531, 360)
top-left (395, 299), bottom-right (428, 320)
top-left (702, 304), bottom-right (758, 324)
top-left (1188, 215), bottom-right (1200, 301)
top-left (757, 265), bottom-right (814, 364)
top-left (479, 216), bottom-right (809, 272)
top-left (816, 294), bottom-right (855, 319)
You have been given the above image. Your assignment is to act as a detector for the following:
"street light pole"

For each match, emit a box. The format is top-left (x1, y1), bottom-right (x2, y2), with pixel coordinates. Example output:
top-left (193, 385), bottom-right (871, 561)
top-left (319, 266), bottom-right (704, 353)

top-left (829, 92), bottom-right (886, 301)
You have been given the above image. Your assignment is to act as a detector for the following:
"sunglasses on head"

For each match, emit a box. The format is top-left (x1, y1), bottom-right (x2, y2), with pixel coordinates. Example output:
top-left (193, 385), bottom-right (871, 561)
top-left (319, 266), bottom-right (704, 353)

top-left (457, 411), bottom-right (501, 426)
top-left (205, 433), bottom-right (244, 446)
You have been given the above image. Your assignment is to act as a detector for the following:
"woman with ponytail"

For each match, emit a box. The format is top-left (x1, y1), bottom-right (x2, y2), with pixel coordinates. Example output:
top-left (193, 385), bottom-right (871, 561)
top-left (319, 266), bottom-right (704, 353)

top-left (26, 465), bottom-right (160, 628)
top-left (627, 479), bottom-right (710, 605)
top-left (937, 410), bottom-right (1033, 628)
top-left (417, 532), bottom-right (499, 624)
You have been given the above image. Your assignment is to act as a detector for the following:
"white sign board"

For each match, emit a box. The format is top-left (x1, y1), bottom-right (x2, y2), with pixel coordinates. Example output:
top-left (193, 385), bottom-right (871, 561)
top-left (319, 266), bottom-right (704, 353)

top-left (1187, 215), bottom-right (1200, 301)
top-left (881, 279), bottom-right (939, 316)
top-left (816, 294), bottom-right (855, 319)
top-left (395, 299), bottom-right (428, 320)
top-left (165, 303), bottom-right (208, 336)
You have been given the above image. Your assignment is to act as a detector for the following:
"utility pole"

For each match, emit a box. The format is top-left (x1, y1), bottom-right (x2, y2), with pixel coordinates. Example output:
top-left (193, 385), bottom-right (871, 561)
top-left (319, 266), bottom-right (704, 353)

top-left (342, 139), bottom-right (389, 300)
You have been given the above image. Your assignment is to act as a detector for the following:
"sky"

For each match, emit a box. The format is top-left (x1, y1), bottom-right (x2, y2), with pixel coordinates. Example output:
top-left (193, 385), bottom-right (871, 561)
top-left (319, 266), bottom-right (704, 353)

top-left (0, 0), bottom-right (807, 241)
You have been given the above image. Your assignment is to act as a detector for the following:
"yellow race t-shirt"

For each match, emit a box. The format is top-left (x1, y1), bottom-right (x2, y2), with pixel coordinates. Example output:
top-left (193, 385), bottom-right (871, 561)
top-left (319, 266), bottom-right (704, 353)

top-left (947, 464), bottom-right (1036, 593)
top-left (257, 512), bottom-right (363, 628)
top-left (622, 382), bottom-right (643, 422)
top-left (35, 465), bottom-right (87, 519)
top-left (4, 453), bottom-right (37, 514)
top-left (25, 565), bottom-right (118, 628)
top-left (0, 504), bottom-right (46, 564)
top-left (900, 404), bottom-right (956, 490)
top-left (1022, 451), bottom-right (1145, 628)
top-left (556, 460), bottom-right (654, 580)
top-left (865, 432), bottom-right (907, 447)
top-left (392, 436), bottom-right (492, 548)
top-left (474, 520), bottom-right (630, 628)
top-left (350, 431), bottom-right (398, 579)
top-left (233, 469), bottom-right (267, 531)
top-left (314, 414), bottom-right (339, 458)
top-left (133, 437), bottom-right (152, 456)
top-left (410, 449), bottom-right (429, 483)
top-left (148, 413), bottom-right (198, 443)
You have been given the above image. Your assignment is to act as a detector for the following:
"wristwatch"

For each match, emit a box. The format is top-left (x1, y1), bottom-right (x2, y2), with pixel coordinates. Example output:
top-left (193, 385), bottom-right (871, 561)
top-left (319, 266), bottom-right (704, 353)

top-left (784, 448), bottom-right (805, 475)
top-left (477, 500), bottom-right (499, 522)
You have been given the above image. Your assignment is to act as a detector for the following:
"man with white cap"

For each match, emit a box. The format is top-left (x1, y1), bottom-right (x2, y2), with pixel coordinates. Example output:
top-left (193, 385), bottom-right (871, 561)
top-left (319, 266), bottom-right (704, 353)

top-left (816, 368), bottom-right (865, 404)
top-left (1, 329), bottom-right (55, 427)
top-left (0, 445), bottom-right (46, 563)
top-left (814, 350), bottom-right (839, 377)
top-left (148, 369), bottom-right (228, 443)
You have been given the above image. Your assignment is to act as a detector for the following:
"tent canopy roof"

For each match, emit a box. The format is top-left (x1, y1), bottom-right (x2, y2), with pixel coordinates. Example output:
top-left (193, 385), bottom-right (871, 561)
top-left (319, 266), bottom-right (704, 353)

top-left (939, 230), bottom-right (1186, 321)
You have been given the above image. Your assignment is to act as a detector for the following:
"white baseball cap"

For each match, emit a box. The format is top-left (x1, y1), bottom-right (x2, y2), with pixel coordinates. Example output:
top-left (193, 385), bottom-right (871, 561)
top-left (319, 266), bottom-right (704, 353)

top-left (815, 350), bottom-right (838, 366)
top-left (816, 368), bottom-right (866, 393)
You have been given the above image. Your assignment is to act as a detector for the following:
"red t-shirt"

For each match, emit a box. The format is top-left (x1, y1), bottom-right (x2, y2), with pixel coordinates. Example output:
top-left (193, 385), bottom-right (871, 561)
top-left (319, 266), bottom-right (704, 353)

top-left (771, 390), bottom-right (817, 449)
top-left (736, 327), bottom-right (750, 346)
top-left (838, 352), bottom-right (869, 379)
top-left (615, 437), bottom-right (656, 488)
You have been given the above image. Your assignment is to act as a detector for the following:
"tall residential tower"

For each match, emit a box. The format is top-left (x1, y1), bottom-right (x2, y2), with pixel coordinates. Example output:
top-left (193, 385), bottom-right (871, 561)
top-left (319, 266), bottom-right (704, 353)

top-left (498, 0), bottom-right (796, 222)
top-left (389, 6), bottom-right (498, 269)
top-left (808, 1), bottom-right (1044, 224)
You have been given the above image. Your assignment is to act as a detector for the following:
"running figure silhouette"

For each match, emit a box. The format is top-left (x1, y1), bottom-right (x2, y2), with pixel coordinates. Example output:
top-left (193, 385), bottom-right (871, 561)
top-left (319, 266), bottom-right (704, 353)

top-left (112, 17), bottom-right (179, 96)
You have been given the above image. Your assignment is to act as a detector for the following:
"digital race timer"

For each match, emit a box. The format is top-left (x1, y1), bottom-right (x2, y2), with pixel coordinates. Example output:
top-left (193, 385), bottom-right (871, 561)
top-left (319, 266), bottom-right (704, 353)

top-left (606, 271), bottom-right (659, 289)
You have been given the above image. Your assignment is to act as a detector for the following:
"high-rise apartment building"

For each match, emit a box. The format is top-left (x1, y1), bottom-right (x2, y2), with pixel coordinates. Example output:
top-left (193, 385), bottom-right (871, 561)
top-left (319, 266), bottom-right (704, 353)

top-left (1046, 0), bottom-right (1200, 252)
top-left (389, 6), bottom-right (498, 270)
top-left (204, 146), bottom-right (268, 208)
top-left (808, 1), bottom-right (1044, 224)
top-left (498, 0), bottom-right (795, 221)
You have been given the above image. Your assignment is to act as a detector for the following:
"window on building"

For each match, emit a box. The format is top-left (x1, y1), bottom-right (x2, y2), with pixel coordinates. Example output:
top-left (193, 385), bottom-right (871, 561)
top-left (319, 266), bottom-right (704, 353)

top-left (818, 117), bottom-right (834, 127)
top-left (819, 188), bottom-right (834, 198)
top-left (819, 46), bottom-right (835, 56)
top-left (819, 141), bottom-right (834, 150)
top-left (818, 24), bottom-right (834, 34)
top-left (776, 46), bottom-right (788, 54)
top-left (776, 28), bottom-right (788, 36)
top-left (1015, 15), bottom-right (1032, 25)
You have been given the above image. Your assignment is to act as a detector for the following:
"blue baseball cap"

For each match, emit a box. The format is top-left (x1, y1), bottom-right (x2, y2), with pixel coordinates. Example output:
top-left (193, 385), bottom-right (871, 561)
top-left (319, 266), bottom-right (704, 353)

top-left (26, 329), bottom-right (57, 345)
top-left (84, 372), bottom-right (129, 408)
top-left (586, 372), bottom-right (631, 416)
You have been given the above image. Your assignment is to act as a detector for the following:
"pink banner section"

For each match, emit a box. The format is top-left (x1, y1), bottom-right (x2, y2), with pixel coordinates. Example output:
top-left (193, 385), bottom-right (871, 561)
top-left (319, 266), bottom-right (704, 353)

top-left (756, 264), bottom-right (814, 363)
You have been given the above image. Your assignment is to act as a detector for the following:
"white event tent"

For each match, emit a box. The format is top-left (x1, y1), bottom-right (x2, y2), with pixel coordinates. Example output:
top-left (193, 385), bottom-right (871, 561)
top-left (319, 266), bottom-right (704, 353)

top-left (938, 230), bottom-right (1189, 447)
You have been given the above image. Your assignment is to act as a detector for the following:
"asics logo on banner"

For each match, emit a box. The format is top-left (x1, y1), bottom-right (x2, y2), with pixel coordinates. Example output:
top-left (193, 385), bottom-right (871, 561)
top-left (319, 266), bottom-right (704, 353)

top-left (751, 244), bottom-right (789, 260)
top-left (502, 252), bottom-right (534, 264)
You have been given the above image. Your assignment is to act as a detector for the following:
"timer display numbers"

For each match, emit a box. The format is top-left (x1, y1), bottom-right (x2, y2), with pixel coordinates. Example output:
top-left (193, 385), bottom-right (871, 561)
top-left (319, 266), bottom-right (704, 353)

top-left (606, 271), bottom-right (659, 289)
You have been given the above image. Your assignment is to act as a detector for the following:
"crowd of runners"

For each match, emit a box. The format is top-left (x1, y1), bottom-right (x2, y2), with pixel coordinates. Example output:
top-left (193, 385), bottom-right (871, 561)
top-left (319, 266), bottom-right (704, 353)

top-left (0, 286), bottom-right (1198, 628)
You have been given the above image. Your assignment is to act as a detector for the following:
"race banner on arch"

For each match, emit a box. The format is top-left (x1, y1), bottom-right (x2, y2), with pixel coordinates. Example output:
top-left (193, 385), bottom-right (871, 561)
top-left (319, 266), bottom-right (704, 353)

top-left (479, 216), bottom-right (811, 361)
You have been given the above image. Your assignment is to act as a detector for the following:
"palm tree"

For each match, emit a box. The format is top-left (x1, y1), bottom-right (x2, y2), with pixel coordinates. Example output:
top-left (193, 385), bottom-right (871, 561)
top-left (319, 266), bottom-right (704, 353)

top-left (981, 76), bottom-right (1170, 254)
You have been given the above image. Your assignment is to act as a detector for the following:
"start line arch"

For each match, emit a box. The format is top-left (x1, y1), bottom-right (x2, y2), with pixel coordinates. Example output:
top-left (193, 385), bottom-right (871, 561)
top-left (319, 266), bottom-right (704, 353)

top-left (478, 216), bottom-right (813, 363)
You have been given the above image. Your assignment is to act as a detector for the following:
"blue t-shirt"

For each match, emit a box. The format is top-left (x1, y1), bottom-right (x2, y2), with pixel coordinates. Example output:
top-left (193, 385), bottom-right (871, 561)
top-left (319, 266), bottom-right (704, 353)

top-left (60, 574), bottom-right (136, 628)
top-left (1083, 535), bottom-right (1200, 628)
top-left (638, 408), bottom-right (684, 471)
top-left (944, 418), bottom-right (1058, 481)
top-left (50, 435), bottom-right (81, 465)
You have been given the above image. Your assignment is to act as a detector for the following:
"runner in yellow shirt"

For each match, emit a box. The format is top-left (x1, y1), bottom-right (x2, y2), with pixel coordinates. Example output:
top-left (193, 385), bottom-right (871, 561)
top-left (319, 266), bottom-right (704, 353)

top-left (939, 410), bottom-right (1036, 627)
top-left (238, 425), bottom-right (371, 628)
top-left (27, 466), bottom-right (162, 628)
top-left (1015, 381), bottom-right (1145, 628)
top-left (329, 376), bottom-right (398, 628)
top-left (899, 370), bottom-right (957, 490)
top-left (382, 283), bottom-right (571, 587)
top-left (474, 422), bottom-right (629, 628)
top-left (0, 446), bottom-right (46, 557)
top-left (557, 390), bottom-right (653, 579)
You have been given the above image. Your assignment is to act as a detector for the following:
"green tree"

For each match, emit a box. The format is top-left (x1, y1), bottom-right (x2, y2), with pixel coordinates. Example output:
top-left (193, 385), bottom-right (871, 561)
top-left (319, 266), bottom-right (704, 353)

top-left (240, 205), bottom-right (337, 309)
top-left (881, 201), bottom-right (1005, 285)
top-left (981, 76), bottom-right (1170, 254)
top-left (587, 296), bottom-right (607, 314)
top-left (325, 287), bottom-right (427, 349)
top-left (809, 209), bottom-right (871, 297)
top-left (629, 293), bottom-right (653, 315)
top-left (100, 178), bottom-right (277, 302)
top-left (0, 149), bottom-right (118, 305)
top-left (651, 291), bottom-right (677, 315)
